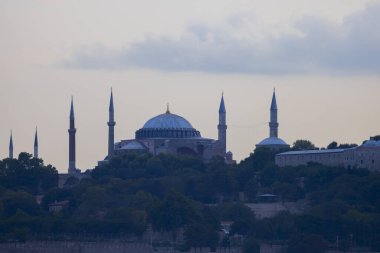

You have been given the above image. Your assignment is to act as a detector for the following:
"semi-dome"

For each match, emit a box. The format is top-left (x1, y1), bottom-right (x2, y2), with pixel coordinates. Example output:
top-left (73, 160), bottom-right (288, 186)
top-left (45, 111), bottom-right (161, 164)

top-left (143, 112), bottom-right (194, 129)
top-left (120, 140), bottom-right (147, 150)
top-left (136, 109), bottom-right (201, 139)
top-left (257, 137), bottom-right (289, 146)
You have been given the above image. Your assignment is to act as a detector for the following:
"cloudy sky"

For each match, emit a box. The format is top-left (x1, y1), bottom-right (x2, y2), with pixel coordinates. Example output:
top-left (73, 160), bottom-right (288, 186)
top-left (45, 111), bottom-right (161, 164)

top-left (0, 0), bottom-right (380, 172)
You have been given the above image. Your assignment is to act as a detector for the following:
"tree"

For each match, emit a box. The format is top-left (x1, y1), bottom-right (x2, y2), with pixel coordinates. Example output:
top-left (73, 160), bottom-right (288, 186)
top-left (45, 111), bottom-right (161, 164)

top-left (292, 140), bottom-right (316, 150)
top-left (1, 190), bottom-right (41, 217)
top-left (338, 143), bottom-right (358, 149)
top-left (327, 141), bottom-right (338, 149)
top-left (151, 191), bottom-right (202, 232)
top-left (184, 222), bottom-right (219, 251)
top-left (242, 237), bottom-right (260, 253)
top-left (287, 234), bottom-right (328, 253)
top-left (217, 203), bottom-right (256, 236)
top-left (0, 153), bottom-right (58, 194)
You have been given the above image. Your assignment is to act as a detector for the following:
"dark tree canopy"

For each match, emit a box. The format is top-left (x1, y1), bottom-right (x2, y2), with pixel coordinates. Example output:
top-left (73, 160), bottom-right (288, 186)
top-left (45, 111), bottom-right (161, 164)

top-left (0, 152), bottom-right (58, 194)
top-left (292, 139), bottom-right (316, 150)
top-left (0, 150), bottom-right (378, 252)
top-left (327, 141), bottom-right (338, 149)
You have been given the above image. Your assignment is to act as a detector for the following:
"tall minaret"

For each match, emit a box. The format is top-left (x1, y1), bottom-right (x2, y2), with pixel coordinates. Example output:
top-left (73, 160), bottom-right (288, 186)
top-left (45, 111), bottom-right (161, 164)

top-left (34, 127), bottom-right (38, 159)
top-left (218, 93), bottom-right (227, 155)
top-left (68, 97), bottom-right (76, 174)
top-left (269, 89), bottom-right (279, 138)
top-left (107, 88), bottom-right (116, 158)
top-left (9, 131), bottom-right (13, 159)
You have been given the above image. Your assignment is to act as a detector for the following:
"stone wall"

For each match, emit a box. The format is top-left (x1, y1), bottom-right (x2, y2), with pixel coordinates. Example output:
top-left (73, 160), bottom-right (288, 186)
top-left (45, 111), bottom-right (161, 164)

top-left (0, 241), bottom-right (243, 253)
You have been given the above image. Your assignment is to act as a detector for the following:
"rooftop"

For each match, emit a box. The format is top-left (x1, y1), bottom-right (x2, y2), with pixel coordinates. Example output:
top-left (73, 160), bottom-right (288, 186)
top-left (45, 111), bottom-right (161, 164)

top-left (277, 149), bottom-right (346, 156)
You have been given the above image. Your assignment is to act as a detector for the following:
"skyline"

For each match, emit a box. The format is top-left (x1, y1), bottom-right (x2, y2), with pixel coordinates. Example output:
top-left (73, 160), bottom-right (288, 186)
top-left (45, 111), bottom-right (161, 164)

top-left (0, 0), bottom-right (379, 172)
top-left (2, 82), bottom-right (379, 172)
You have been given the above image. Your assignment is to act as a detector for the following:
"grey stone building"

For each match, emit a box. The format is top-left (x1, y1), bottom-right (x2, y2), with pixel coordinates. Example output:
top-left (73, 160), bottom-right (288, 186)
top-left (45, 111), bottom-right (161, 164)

top-left (101, 92), bottom-right (234, 164)
top-left (275, 138), bottom-right (380, 171)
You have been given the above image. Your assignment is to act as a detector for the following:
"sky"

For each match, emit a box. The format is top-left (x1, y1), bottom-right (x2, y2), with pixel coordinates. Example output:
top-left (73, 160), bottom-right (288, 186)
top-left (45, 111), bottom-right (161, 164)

top-left (0, 0), bottom-right (379, 172)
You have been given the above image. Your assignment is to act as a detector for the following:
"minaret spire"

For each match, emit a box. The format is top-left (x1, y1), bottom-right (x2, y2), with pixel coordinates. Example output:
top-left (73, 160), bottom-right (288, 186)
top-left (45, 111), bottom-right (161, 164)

top-left (68, 96), bottom-right (77, 174)
top-left (34, 127), bottom-right (38, 159)
top-left (219, 92), bottom-right (226, 114)
top-left (70, 96), bottom-right (75, 120)
top-left (269, 88), bottom-right (279, 138)
top-left (218, 93), bottom-right (227, 155)
top-left (109, 88), bottom-right (114, 112)
top-left (9, 130), bottom-right (13, 159)
top-left (107, 88), bottom-right (116, 158)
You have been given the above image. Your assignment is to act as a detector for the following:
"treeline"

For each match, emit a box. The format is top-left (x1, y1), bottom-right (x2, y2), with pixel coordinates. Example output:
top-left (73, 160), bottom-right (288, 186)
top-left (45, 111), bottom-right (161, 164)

top-left (0, 150), bottom-right (380, 252)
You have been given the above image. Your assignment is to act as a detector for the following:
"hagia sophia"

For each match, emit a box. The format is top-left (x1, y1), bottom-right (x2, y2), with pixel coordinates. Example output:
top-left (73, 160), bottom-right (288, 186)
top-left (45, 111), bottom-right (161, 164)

top-left (6, 89), bottom-right (380, 177)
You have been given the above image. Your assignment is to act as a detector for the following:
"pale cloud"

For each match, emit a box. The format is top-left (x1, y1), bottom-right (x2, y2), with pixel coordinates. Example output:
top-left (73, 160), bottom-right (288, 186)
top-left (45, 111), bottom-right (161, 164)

top-left (63, 3), bottom-right (380, 75)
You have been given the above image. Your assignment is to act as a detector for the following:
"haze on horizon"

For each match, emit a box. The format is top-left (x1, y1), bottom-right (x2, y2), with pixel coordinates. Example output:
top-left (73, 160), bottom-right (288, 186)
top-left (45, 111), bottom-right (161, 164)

top-left (0, 0), bottom-right (379, 172)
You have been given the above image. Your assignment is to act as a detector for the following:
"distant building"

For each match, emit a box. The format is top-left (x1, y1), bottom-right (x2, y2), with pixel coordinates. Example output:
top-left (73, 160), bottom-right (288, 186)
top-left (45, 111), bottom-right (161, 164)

top-left (344, 139), bottom-right (380, 171)
top-left (276, 149), bottom-right (346, 167)
top-left (48, 200), bottom-right (69, 212)
top-left (256, 89), bottom-right (289, 150)
top-left (276, 138), bottom-right (380, 171)
top-left (98, 91), bottom-right (234, 164)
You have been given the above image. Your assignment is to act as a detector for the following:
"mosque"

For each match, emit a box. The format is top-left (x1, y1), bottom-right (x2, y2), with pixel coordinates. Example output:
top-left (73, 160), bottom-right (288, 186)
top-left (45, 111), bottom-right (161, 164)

top-left (256, 90), bottom-right (290, 150)
top-left (67, 91), bottom-right (235, 176)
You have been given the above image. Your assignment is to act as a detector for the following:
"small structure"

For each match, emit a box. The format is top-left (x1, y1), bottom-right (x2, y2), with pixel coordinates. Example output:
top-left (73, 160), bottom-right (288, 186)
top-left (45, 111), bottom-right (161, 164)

top-left (258, 193), bottom-right (277, 203)
top-left (48, 200), bottom-right (69, 212)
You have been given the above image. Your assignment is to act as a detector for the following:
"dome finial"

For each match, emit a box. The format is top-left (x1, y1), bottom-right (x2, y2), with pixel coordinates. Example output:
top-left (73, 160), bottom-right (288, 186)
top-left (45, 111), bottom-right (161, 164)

top-left (166, 103), bottom-right (170, 114)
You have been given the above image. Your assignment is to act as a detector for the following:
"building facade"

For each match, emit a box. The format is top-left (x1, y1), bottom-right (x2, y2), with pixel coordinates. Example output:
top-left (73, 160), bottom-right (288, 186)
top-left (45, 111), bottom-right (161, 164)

top-left (275, 138), bottom-right (380, 172)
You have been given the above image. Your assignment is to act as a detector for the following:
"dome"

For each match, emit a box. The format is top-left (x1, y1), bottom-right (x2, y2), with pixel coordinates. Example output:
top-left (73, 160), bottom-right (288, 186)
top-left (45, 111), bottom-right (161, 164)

top-left (257, 137), bottom-right (288, 146)
top-left (363, 140), bottom-right (380, 147)
top-left (143, 112), bottom-right (194, 129)
top-left (136, 110), bottom-right (201, 139)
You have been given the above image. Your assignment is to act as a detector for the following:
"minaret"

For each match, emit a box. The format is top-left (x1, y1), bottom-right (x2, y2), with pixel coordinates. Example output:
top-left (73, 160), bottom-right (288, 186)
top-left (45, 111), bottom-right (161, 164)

top-left (107, 88), bottom-right (116, 158)
top-left (68, 97), bottom-right (77, 174)
top-left (269, 89), bottom-right (279, 138)
top-left (218, 93), bottom-right (227, 155)
top-left (9, 131), bottom-right (13, 159)
top-left (34, 127), bottom-right (38, 159)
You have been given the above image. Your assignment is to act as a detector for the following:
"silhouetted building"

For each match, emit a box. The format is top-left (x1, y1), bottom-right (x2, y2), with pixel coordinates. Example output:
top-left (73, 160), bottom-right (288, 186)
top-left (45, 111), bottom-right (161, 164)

top-left (100, 93), bottom-right (233, 164)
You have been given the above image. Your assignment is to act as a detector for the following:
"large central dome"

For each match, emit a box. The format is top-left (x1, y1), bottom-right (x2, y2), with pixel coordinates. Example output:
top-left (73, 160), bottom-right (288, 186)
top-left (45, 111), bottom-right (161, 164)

top-left (136, 110), bottom-right (201, 139)
top-left (143, 112), bottom-right (194, 129)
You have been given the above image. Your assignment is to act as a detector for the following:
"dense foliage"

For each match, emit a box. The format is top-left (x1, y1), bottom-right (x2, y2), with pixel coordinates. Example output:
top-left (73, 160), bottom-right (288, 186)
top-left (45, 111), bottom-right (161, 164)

top-left (0, 149), bottom-right (379, 251)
